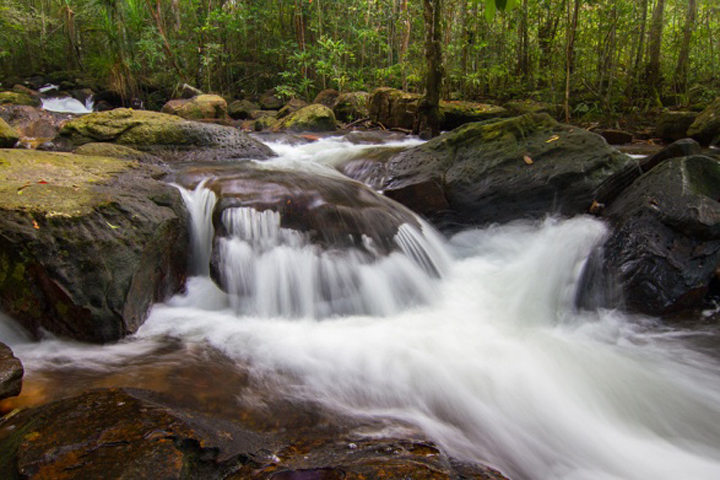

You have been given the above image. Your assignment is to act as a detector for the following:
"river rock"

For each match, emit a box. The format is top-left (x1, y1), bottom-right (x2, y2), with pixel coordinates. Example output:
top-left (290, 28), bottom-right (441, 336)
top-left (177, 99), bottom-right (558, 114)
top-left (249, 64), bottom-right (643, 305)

top-left (369, 87), bottom-right (422, 130)
top-left (75, 142), bottom-right (163, 165)
top-left (333, 91), bottom-right (369, 122)
top-left (0, 117), bottom-right (19, 147)
top-left (655, 111), bottom-right (698, 142)
top-left (273, 104), bottom-right (337, 133)
top-left (585, 155), bottom-right (720, 316)
top-left (56, 108), bottom-right (274, 162)
top-left (0, 342), bottom-right (22, 401)
top-left (179, 82), bottom-right (204, 99)
top-left (161, 94), bottom-right (230, 122)
top-left (0, 91), bottom-right (41, 107)
top-left (314, 89), bottom-right (340, 108)
top-left (688, 96), bottom-right (720, 146)
top-left (259, 89), bottom-right (284, 110)
top-left (439, 100), bottom-right (509, 131)
top-left (504, 99), bottom-right (561, 118)
top-left (228, 99), bottom-right (259, 120)
top-left (0, 105), bottom-right (74, 147)
top-left (376, 113), bottom-right (634, 226)
top-left (277, 98), bottom-right (308, 119)
top-left (0, 149), bottom-right (189, 342)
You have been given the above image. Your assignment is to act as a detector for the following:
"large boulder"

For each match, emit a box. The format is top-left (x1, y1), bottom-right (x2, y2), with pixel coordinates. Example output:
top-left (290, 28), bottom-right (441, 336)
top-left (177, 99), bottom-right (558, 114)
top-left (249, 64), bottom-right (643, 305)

top-left (439, 100), bottom-right (509, 131)
top-left (688, 96), bottom-right (720, 146)
top-left (228, 99), bottom-right (259, 120)
top-left (259, 89), bottom-right (284, 110)
top-left (161, 94), bottom-right (229, 122)
top-left (56, 108), bottom-right (274, 162)
top-left (273, 104), bottom-right (337, 133)
top-left (313, 89), bottom-right (340, 108)
top-left (655, 111), bottom-right (698, 143)
top-left (0, 117), bottom-right (19, 148)
top-left (376, 113), bottom-right (635, 226)
top-left (503, 100), bottom-right (561, 118)
top-left (74, 142), bottom-right (163, 165)
top-left (276, 98), bottom-right (308, 119)
top-left (581, 155), bottom-right (720, 316)
top-left (0, 342), bottom-right (22, 401)
top-left (0, 105), bottom-right (70, 146)
top-left (0, 91), bottom-right (41, 108)
top-left (369, 87), bottom-right (422, 130)
top-left (333, 91), bottom-right (370, 122)
top-left (0, 149), bottom-right (189, 342)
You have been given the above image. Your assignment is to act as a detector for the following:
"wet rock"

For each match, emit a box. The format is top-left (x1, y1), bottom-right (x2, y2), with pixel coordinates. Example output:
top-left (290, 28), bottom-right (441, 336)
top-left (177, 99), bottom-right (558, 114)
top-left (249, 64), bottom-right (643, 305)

top-left (0, 91), bottom-right (41, 108)
top-left (161, 94), bottom-right (230, 122)
top-left (74, 142), bottom-right (164, 165)
top-left (369, 87), bottom-right (422, 130)
top-left (314, 89), bottom-right (340, 109)
top-left (688, 96), bottom-right (720, 146)
top-left (277, 98), bottom-right (309, 119)
top-left (0, 388), bottom-right (277, 480)
top-left (0, 342), bottom-right (22, 401)
top-left (228, 99), bottom-right (259, 120)
top-left (0, 105), bottom-right (75, 147)
top-left (56, 108), bottom-right (273, 162)
top-left (0, 149), bottom-right (189, 342)
top-left (584, 155), bottom-right (720, 316)
top-left (655, 111), bottom-right (698, 142)
top-left (273, 104), bottom-right (337, 133)
top-left (0, 117), bottom-right (19, 148)
top-left (333, 91), bottom-right (369, 123)
top-left (439, 100), bottom-right (509, 131)
top-left (253, 114), bottom-right (279, 132)
top-left (376, 113), bottom-right (634, 226)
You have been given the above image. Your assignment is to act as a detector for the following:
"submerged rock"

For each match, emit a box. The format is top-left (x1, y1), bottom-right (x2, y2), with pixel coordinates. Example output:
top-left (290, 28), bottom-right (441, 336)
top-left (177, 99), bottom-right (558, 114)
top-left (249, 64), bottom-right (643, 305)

top-left (0, 149), bottom-right (189, 342)
top-left (0, 342), bottom-right (22, 401)
top-left (376, 113), bottom-right (634, 226)
top-left (582, 155), bottom-right (720, 316)
top-left (273, 104), bottom-right (337, 133)
top-left (56, 108), bottom-right (274, 162)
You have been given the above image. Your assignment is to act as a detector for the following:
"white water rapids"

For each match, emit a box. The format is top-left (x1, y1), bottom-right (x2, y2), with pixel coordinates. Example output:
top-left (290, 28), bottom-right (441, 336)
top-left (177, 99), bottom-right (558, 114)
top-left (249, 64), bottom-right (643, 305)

top-left (4, 137), bottom-right (720, 479)
top-left (40, 95), bottom-right (94, 114)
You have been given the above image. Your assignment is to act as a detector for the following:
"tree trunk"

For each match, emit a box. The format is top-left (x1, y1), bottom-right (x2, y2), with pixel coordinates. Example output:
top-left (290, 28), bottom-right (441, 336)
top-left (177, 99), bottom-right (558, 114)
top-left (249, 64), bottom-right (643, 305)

top-left (400, 0), bottom-right (411, 90)
top-left (564, 0), bottom-right (580, 123)
top-left (644, 0), bottom-right (665, 102)
top-left (674, 0), bottom-right (697, 95)
top-left (416, 0), bottom-right (444, 138)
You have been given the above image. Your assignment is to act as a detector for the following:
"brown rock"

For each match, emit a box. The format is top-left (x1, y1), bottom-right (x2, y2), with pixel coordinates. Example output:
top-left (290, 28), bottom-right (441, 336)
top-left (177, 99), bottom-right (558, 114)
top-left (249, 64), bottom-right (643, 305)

top-left (0, 342), bottom-right (22, 401)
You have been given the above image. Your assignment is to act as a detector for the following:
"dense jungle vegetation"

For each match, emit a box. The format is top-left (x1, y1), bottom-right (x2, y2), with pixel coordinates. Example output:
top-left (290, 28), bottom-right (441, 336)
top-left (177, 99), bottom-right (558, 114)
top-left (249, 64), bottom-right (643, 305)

top-left (1, 0), bottom-right (718, 122)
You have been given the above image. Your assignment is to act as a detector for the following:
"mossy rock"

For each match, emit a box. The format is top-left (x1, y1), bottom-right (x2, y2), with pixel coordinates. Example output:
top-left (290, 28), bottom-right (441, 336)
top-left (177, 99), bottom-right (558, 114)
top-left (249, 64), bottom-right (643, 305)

top-left (228, 99), bottom-right (259, 120)
top-left (75, 142), bottom-right (162, 164)
top-left (161, 94), bottom-right (228, 121)
top-left (655, 111), bottom-right (698, 142)
top-left (368, 88), bottom-right (422, 130)
top-left (380, 113), bottom-right (634, 226)
top-left (0, 149), bottom-right (189, 342)
top-left (314, 89), bottom-right (340, 108)
top-left (439, 100), bottom-right (510, 131)
top-left (57, 108), bottom-right (274, 162)
top-left (333, 91), bottom-right (370, 123)
top-left (277, 98), bottom-right (308, 119)
top-left (688, 96), bottom-right (720, 146)
top-left (254, 115), bottom-right (279, 131)
top-left (504, 100), bottom-right (562, 118)
top-left (273, 104), bottom-right (337, 133)
top-left (0, 118), bottom-right (19, 148)
top-left (0, 91), bottom-right (41, 108)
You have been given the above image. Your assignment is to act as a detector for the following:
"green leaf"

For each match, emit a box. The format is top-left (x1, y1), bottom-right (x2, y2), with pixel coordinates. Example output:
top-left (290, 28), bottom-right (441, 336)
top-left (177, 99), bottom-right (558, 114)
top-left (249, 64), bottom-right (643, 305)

top-left (485, 0), bottom-right (496, 21)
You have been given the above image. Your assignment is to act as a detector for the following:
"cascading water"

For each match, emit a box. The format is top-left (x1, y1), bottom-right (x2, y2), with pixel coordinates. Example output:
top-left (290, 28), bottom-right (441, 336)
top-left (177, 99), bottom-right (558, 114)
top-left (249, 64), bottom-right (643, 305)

top-left (3, 136), bottom-right (720, 480)
top-left (40, 95), bottom-right (94, 114)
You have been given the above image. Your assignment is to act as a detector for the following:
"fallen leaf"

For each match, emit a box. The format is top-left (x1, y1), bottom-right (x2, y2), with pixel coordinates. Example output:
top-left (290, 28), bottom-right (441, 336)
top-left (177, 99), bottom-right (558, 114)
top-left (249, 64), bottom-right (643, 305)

top-left (546, 135), bottom-right (560, 143)
top-left (38, 180), bottom-right (48, 185)
top-left (32, 220), bottom-right (40, 230)
top-left (106, 221), bottom-right (120, 230)
top-left (523, 155), bottom-right (534, 165)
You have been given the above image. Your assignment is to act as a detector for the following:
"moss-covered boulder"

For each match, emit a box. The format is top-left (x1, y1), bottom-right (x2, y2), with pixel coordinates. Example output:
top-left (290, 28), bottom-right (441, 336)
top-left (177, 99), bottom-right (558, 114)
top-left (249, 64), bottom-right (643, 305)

top-left (376, 113), bottom-right (635, 226)
top-left (439, 100), bottom-right (510, 131)
top-left (580, 155), bottom-right (720, 316)
top-left (333, 91), bottom-right (370, 123)
top-left (0, 118), bottom-right (19, 148)
top-left (252, 114), bottom-right (279, 131)
top-left (273, 104), bottom-right (337, 133)
top-left (161, 94), bottom-right (229, 121)
top-left (0, 149), bottom-right (189, 342)
top-left (228, 99), bottom-right (259, 120)
top-left (75, 142), bottom-right (162, 164)
top-left (314, 89), bottom-right (340, 108)
top-left (655, 111), bottom-right (698, 142)
top-left (0, 342), bottom-right (22, 401)
top-left (56, 108), bottom-right (274, 162)
top-left (277, 98), bottom-right (308, 119)
top-left (259, 89), bottom-right (284, 110)
top-left (0, 91), bottom-right (41, 108)
top-left (504, 100), bottom-right (561, 118)
top-left (688, 96), bottom-right (720, 146)
top-left (369, 87), bottom-right (422, 130)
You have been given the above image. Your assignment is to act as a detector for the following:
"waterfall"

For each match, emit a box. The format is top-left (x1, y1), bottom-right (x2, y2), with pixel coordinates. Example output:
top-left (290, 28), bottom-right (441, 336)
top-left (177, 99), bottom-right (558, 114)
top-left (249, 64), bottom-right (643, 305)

top-left (41, 95), bottom-right (94, 114)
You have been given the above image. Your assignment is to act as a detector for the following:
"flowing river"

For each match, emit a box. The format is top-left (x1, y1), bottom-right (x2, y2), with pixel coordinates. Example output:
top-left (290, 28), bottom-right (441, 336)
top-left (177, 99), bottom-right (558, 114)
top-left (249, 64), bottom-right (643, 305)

top-left (3, 136), bottom-right (720, 480)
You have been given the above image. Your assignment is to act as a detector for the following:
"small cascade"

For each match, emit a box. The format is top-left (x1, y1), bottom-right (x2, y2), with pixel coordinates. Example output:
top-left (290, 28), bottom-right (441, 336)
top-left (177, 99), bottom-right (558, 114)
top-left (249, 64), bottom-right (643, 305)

top-left (41, 95), bottom-right (94, 114)
top-left (216, 205), bottom-right (444, 318)
top-left (175, 180), bottom-right (217, 275)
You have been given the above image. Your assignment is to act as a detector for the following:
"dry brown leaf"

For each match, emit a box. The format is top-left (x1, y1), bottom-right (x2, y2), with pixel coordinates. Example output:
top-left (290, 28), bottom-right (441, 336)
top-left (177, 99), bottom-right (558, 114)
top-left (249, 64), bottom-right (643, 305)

top-left (523, 155), bottom-right (534, 165)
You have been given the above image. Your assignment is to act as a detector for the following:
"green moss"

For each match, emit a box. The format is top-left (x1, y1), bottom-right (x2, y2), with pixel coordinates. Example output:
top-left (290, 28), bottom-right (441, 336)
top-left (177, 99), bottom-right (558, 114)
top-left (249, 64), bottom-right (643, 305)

top-left (60, 108), bottom-right (184, 145)
top-left (275, 104), bottom-right (337, 132)
top-left (0, 91), bottom-right (40, 107)
top-left (75, 143), bottom-right (148, 160)
top-left (0, 149), bottom-right (132, 216)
